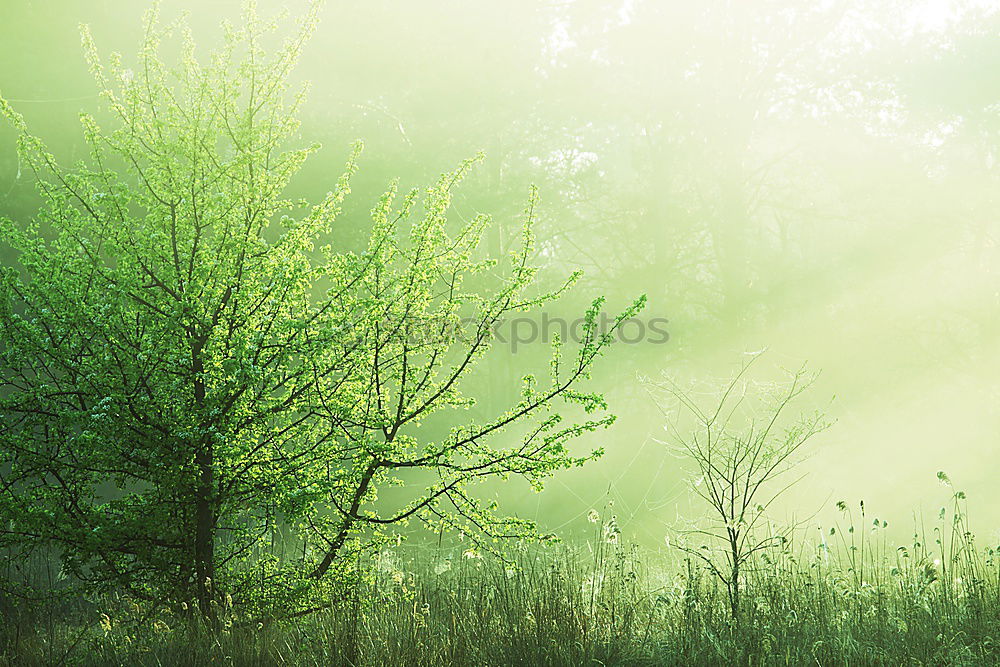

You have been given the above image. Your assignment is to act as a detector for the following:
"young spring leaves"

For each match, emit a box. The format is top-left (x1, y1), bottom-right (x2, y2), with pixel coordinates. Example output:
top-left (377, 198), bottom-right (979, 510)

top-left (0, 2), bottom-right (643, 618)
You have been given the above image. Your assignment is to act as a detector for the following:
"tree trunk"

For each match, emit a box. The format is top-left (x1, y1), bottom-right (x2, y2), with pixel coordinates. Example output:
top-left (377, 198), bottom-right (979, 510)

top-left (729, 529), bottom-right (741, 622)
top-left (191, 337), bottom-right (216, 622)
top-left (194, 444), bottom-right (216, 620)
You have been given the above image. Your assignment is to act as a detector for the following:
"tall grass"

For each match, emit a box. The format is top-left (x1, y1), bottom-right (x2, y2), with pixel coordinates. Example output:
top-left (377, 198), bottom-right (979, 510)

top-left (3, 491), bottom-right (1000, 666)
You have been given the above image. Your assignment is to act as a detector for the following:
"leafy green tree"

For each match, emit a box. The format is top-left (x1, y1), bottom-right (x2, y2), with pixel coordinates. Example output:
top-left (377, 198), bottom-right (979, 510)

top-left (0, 3), bottom-right (642, 619)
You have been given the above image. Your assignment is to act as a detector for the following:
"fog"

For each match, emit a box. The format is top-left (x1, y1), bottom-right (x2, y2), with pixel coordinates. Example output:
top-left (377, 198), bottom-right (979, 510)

top-left (2, 0), bottom-right (998, 549)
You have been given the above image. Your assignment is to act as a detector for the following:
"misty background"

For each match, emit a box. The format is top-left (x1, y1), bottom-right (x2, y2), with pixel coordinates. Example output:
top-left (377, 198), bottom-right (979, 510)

top-left (1, 0), bottom-right (997, 550)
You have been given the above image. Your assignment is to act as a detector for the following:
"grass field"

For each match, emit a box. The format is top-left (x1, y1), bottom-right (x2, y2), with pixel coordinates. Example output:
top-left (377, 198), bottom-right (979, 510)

top-left (3, 490), bottom-right (1000, 666)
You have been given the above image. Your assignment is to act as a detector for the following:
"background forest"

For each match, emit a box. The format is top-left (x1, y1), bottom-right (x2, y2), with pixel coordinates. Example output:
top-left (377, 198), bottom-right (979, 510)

top-left (1, 1), bottom-right (999, 665)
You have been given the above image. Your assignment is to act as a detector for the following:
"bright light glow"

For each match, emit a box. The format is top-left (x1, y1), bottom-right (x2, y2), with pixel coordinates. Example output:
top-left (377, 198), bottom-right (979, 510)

top-left (910, 0), bottom-right (958, 32)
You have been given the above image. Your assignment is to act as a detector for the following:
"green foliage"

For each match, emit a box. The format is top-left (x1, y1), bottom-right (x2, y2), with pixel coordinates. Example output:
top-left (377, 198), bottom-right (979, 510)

top-left (0, 2), bottom-right (642, 617)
